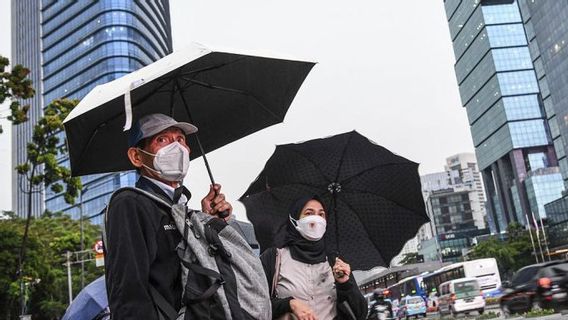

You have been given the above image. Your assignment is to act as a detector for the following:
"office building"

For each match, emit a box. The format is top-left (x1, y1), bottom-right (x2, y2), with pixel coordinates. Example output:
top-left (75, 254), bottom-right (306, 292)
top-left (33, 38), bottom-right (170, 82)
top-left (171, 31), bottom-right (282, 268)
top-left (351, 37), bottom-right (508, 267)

top-left (523, 1), bottom-right (568, 252)
top-left (444, 0), bottom-right (564, 233)
top-left (12, 1), bottom-right (172, 221)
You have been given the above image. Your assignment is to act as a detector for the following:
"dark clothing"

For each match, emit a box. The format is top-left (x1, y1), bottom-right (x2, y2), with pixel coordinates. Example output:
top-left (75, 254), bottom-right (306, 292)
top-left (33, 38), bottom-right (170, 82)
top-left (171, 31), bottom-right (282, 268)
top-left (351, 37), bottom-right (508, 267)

top-left (260, 247), bottom-right (368, 320)
top-left (105, 177), bottom-right (182, 319)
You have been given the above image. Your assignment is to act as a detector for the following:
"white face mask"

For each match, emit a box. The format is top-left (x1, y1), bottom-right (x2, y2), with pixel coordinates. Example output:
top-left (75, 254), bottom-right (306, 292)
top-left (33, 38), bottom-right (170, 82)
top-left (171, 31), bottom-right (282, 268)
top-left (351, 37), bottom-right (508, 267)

top-left (139, 142), bottom-right (190, 182)
top-left (290, 215), bottom-right (327, 241)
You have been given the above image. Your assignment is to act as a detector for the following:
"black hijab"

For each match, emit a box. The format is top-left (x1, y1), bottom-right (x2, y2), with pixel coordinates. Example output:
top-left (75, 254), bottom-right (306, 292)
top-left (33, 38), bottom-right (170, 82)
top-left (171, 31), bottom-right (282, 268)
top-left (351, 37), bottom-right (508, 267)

top-left (282, 195), bottom-right (327, 264)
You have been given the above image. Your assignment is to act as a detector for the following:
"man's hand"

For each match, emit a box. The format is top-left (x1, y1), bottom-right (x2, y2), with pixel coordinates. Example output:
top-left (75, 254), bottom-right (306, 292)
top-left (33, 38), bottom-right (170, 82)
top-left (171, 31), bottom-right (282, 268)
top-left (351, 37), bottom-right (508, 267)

top-left (333, 257), bottom-right (351, 284)
top-left (201, 184), bottom-right (232, 220)
top-left (290, 299), bottom-right (318, 320)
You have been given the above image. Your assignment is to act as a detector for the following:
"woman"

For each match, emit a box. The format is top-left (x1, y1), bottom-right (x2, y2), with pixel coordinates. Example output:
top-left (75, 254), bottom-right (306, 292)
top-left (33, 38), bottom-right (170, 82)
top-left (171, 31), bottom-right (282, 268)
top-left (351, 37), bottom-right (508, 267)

top-left (260, 196), bottom-right (367, 320)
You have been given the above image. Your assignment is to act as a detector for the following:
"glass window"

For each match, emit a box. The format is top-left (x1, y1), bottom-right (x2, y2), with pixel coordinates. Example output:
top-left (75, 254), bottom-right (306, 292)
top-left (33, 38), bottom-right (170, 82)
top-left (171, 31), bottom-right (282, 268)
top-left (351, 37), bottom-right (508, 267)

top-left (497, 70), bottom-right (539, 96)
top-left (487, 24), bottom-right (527, 48)
top-left (509, 120), bottom-right (549, 148)
top-left (492, 47), bottom-right (533, 72)
top-left (481, 2), bottom-right (521, 25)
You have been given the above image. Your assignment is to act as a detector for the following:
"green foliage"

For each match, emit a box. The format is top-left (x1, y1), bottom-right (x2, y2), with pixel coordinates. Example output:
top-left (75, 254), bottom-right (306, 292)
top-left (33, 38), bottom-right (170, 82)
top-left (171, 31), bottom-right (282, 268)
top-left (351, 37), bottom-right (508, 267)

top-left (399, 252), bottom-right (419, 265)
top-left (468, 223), bottom-right (535, 279)
top-left (0, 215), bottom-right (104, 320)
top-left (17, 98), bottom-right (82, 204)
top-left (0, 55), bottom-right (35, 133)
top-left (476, 311), bottom-right (500, 320)
top-left (523, 308), bottom-right (555, 317)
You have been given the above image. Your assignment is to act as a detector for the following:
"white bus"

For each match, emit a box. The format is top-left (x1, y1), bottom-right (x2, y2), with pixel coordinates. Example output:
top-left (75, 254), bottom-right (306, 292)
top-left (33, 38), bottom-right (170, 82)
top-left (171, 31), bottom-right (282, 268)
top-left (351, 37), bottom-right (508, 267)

top-left (421, 258), bottom-right (501, 298)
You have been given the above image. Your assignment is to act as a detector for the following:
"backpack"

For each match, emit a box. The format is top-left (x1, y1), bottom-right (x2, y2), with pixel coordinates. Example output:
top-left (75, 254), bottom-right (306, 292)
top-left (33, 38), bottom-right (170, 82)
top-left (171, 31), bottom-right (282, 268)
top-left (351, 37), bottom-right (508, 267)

top-left (104, 187), bottom-right (271, 320)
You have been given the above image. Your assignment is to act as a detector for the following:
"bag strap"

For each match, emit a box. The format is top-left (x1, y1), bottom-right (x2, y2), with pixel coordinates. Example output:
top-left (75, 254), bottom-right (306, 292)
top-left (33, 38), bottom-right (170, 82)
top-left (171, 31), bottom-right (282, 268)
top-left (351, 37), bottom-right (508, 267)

top-left (180, 258), bottom-right (225, 302)
top-left (150, 285), bottom-right (178, 320)
top-left (271, 248), bottom-right (282, 298)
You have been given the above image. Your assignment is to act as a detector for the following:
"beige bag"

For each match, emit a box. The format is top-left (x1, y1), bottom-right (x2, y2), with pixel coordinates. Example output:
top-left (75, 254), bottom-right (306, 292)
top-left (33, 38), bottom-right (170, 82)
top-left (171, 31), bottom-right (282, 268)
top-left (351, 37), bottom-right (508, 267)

top-left (272, 249), bottom-right (297, 320)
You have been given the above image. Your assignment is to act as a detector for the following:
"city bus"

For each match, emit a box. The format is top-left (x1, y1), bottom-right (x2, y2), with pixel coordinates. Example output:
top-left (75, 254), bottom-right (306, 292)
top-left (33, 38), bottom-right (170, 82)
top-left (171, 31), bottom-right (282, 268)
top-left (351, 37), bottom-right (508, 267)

top-left (387, 275), bottom-right (427, 303)
top-left (421, 258), bottom-right (501, 298)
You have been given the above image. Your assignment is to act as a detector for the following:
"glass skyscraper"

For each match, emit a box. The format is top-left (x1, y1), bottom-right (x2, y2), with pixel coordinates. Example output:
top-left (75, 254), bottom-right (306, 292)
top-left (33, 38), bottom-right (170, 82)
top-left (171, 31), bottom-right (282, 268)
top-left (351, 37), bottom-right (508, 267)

top-left (12, 1), bottom-right (172, 222)
top-left (523, 1), bottom-right (568, 252)
top-left (11, 1), bottom-right (44, 218)
top-left (444, 0), bottom-right (564, 233)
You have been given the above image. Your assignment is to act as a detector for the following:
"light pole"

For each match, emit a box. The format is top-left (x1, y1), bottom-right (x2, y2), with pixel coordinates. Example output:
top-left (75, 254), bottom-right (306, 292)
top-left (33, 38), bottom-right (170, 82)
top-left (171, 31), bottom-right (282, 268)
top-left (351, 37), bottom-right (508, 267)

top-left (79, 188), bottom-right (84, 289)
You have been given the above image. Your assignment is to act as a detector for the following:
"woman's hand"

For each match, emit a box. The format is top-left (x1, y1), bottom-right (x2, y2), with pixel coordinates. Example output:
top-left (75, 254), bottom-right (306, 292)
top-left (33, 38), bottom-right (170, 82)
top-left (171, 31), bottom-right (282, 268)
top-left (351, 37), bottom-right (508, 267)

top-left (333, 257), bottom-right (351, 284)
top-left (290, 299), bottom-right (318, 320)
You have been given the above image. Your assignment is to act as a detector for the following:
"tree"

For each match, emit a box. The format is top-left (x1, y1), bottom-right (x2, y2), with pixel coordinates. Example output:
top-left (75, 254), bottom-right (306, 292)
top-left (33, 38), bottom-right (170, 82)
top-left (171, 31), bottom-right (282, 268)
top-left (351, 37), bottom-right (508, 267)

top-left (0, 55), bottom-right (35, 133)
top-left (468, 223), bottom-right (535, 280)
top-left (0, 215), bottom-right (104, 320)
top-left (399, 252), bottom-right (420, 265)
top-left (14, 98), bottom-right (82, 316)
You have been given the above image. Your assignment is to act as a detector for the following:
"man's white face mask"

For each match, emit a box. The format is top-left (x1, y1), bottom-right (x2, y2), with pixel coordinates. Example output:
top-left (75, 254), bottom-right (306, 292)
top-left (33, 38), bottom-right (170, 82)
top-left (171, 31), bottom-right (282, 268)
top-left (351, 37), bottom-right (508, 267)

top-left (290, 215), bottom-right (327, 241)
top-left (139, 141), bottom-right (190, 182)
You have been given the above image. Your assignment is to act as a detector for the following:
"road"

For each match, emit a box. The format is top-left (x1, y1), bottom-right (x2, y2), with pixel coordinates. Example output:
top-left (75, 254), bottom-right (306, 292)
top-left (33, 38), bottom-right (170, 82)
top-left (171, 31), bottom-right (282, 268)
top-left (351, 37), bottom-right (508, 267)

top-left (417, 304), bottom-right (567, 319)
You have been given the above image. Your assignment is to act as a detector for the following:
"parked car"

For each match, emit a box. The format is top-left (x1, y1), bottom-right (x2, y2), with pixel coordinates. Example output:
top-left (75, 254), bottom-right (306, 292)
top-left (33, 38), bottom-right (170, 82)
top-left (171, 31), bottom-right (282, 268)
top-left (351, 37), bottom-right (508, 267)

top-left (437, 278), bottom-right (485, 316)
top-left (395, 295), bottom-right (426, 319)
top-left (500, 260), bottom-right (568, 315)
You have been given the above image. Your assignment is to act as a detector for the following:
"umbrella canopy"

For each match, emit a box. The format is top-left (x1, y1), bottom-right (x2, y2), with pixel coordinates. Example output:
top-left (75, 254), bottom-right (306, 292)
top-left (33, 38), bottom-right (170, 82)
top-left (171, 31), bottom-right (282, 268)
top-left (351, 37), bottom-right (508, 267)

top-left (240, 131), bottom-right (429, 270)
top-left (62, 275), bottom-right (108, 320)
top-left (63, 44), bottom-right (315, 176)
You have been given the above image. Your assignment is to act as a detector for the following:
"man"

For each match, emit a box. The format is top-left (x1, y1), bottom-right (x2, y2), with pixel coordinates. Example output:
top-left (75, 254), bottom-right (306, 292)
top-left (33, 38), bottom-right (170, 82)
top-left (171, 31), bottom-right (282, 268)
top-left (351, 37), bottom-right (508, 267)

top-left (369, 290), bottom-right (393, 319)
top-left (105, 113), bottom-right (232, 319)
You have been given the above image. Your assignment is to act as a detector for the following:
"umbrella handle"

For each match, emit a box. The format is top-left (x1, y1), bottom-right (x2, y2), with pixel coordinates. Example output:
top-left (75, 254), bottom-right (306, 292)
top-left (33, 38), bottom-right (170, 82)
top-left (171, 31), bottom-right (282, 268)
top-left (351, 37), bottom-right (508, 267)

top-left (218, 210), bottom-right (230, 219)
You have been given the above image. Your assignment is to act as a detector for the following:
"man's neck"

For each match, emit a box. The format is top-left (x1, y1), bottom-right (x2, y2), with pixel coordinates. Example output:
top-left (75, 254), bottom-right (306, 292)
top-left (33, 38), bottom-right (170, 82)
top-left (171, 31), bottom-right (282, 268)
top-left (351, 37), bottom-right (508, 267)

top-left (140, 170), bottom-right (180, 188)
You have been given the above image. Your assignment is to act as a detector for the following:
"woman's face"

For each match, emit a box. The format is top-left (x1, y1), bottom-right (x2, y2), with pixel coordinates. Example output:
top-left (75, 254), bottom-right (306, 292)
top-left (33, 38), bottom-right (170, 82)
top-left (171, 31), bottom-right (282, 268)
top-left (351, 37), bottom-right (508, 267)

top-left (299, 199), bottom-right (326, 220)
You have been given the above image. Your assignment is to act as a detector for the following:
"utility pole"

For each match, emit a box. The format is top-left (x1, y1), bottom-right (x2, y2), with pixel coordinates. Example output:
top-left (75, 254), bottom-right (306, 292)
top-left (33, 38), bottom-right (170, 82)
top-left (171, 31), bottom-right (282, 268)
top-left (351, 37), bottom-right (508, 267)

top-left (63, 249), bottom-right (96, 306)
top-left (532, 213), bottom-right (546, 262)
top-left (539, 215), bottom-right (551, 262)
top-left (66, 251), bottom-right (73, 305)
top-left (525, 213), bottom-right (539, 263)
top-left (79, 188), bottom-right (85, 289)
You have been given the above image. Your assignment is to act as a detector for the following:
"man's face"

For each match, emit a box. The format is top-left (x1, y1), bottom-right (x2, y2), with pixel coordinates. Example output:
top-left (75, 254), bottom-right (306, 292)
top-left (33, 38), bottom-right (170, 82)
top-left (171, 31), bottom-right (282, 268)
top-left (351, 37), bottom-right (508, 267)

top-left (142, 127), bottom-right (190, 155)
top-left (127, 127), bottom-right (190, 184)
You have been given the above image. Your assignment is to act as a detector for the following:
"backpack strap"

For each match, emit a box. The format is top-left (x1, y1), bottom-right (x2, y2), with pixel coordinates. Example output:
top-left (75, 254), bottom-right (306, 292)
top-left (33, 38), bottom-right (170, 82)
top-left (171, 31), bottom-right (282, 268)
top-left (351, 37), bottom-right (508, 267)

top-left (150, 285), bottom-right (178, 320)
top-left (271, 248), bottom-right (283, 298)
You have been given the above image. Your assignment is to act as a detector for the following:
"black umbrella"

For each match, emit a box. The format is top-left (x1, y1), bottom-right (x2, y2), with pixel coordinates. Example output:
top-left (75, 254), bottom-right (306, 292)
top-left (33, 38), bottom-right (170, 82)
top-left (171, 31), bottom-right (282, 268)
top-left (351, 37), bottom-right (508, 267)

top-left (63, 45), bottom-right (315, 180)
top-left (239, 131), bottom-right (429, 270)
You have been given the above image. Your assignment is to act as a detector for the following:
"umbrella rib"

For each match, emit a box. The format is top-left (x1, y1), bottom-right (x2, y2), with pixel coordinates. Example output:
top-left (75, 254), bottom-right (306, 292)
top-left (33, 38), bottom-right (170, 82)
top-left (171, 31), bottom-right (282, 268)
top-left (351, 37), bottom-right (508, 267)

top-left (180, 77), bottom-right (283, 122)
top-left (333, 193), bottom-right (388, 266)
top-left (282, 146), bottom-right (333, 184)
top-left (178, 56), bottom-right (248, 77)
top-left (334, 132), bottom-right (355, 182)
top-left (340, 187), bottom-right (426, 218)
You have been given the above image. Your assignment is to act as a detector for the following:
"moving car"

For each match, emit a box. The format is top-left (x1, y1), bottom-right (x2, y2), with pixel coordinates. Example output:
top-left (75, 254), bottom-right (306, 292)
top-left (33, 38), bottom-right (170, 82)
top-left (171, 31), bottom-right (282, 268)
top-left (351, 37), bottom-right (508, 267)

top-left (396, 295), bottom-right (426, 319)
top-left (437, 278), bottom-right (485, 316)
top-left (500, 260), bottom-right (568, 315)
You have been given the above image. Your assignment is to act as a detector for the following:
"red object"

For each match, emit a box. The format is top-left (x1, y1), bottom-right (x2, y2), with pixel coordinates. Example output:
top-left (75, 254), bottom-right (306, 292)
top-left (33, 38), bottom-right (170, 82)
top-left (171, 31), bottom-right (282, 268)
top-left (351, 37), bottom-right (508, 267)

top-left (538, 277), bottom-right (552, 288)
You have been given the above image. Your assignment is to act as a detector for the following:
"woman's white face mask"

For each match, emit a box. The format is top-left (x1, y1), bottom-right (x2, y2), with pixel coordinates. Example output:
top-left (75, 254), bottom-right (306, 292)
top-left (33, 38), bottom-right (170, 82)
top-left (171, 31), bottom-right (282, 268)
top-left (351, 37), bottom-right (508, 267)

top-left (138, 141), bottom-right (190, 182)
top-left (290, 215), bottom-right (327, 241)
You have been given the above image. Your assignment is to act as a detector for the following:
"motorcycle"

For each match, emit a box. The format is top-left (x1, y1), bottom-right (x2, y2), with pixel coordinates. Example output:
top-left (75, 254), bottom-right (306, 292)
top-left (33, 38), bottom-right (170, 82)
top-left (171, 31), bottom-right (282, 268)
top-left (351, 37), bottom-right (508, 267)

top-left (367, 304), bottom-right (393, 320)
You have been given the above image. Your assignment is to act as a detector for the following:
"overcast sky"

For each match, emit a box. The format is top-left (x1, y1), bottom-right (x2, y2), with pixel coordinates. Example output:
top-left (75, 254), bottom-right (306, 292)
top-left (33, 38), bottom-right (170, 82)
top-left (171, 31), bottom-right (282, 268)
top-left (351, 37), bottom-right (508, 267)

top-left (0, 1), bottom-right (474, 220)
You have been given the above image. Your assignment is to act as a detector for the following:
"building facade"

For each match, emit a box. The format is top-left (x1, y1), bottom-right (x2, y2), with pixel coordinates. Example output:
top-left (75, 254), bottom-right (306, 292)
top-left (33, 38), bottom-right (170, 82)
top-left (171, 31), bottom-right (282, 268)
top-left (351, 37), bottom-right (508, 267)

top-left (12, 0), bottom-right (173, 221)
top-left (395, 153), bottom-right (489, 264)
top-left (11, 1), bottom-right (44, 217)
top-left (524, 1), bottom-right (568, 252)
top-left (444, 0), bottom-right (564, 233)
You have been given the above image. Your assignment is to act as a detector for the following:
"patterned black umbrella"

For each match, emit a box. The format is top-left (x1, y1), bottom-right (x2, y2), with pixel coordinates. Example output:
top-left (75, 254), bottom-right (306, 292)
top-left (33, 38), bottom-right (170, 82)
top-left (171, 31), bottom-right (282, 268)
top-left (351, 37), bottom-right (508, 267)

top-left (239, 131), bottom-right (429, 270)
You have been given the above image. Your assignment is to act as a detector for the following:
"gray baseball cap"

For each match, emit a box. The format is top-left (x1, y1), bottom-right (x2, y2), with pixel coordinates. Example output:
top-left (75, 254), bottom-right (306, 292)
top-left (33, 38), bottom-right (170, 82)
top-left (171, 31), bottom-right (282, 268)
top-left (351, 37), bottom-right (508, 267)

top-left (128, 113), bottom-right (198, 147)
